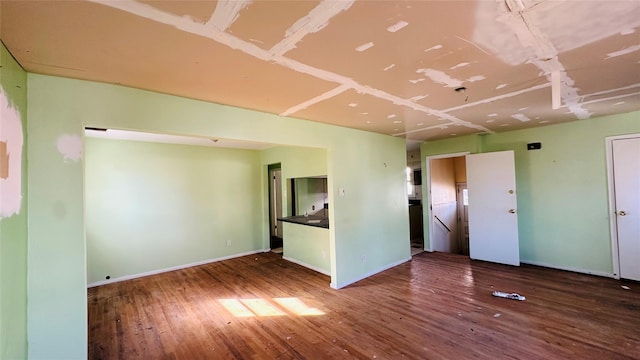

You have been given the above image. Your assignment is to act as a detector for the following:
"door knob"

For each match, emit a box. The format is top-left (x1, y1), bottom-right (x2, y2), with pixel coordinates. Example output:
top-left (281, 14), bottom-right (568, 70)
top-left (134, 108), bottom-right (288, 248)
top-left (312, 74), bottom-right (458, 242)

top-left (509, 209), bottom-right (516, 214)
top-left (618, 210), bottom-right (627, 216)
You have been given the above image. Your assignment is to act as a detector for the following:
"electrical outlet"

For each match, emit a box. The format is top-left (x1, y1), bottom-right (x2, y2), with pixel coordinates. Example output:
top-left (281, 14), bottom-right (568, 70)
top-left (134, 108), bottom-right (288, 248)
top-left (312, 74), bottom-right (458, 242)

top-left (226, 240), bottom-right (232, 247)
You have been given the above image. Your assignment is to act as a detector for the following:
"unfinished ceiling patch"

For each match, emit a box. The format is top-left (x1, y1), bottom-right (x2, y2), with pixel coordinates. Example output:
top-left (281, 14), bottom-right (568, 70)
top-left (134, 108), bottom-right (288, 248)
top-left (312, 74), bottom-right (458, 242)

top-left (355, 42), bottom-right (374, 52)
top-left (207, 0), bottom-right (252, 32)
top-left (605, 45), bottom-right (640, 59)
top-left (387, 21), bottom-right (408, 33)
top-left (0, 89), bottom-right (24, 218)
top-left (269, 0), bottom-right (355, 56)
top-left (511, 114), bottom-right (530, 122)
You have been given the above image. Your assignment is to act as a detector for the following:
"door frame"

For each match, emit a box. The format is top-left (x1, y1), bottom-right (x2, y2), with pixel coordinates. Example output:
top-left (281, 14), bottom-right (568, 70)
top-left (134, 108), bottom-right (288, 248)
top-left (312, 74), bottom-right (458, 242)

top-left (424, 152), bottom-right (470, 252)
top-left (605, 133), bottom-right (640, 280)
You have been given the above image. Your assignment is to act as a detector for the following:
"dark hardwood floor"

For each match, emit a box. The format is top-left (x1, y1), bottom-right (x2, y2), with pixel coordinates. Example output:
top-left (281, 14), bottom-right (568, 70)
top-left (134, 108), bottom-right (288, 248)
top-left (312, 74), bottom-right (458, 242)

top-left (88, 252), bottom-right (640, 359)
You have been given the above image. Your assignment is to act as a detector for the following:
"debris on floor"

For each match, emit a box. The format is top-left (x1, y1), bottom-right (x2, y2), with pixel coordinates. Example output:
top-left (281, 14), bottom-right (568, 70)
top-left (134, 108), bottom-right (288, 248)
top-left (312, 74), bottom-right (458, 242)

top-left (621, 285), bottom-right (630, 290)
top-left (492, 291), bottom-right (526, 301)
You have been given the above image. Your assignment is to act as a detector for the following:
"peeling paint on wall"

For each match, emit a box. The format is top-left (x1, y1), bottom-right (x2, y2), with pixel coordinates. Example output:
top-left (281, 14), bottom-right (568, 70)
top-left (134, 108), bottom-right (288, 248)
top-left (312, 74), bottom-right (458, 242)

top-left (0, 89), bottom-right (24, 218)
top-left (56, 134), bottom-right (83, 162)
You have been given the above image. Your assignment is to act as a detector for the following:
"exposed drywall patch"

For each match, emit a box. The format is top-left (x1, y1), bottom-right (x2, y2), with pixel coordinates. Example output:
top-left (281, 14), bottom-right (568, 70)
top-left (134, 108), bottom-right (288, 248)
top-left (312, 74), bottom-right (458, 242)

top-left (424, 44), bottom-right (443, 52)
top-left (0, 89), bottom-right (24, 218)
top-left (496, 84), bottom-right (507, 90)
top-left (56, 134), bottom-right (83, 162)
top-left (488, 113), bottom-right (498, 117)
top-left (355, 42), bottom-right (374, 52)
top-left (450, 62), bottom-right (470, 70)
top-left (348, 103), bottom-right (358, 107)
top-left (387, 114), bottom-right (397, 119)
top-left (606, 45), bottom-right (640, 59)
top-left (383, 64), bottom-right (396, 71)
top-left (409, 78), bottom-right (425, 84)
top-left (511, 114), bottom-right (530, 122)
top-left (207, 0), bottom-right (252, 31)
top-left (0, 142), bottom-right (8, 179)
top-left (387, 20), bottom-right (408, 33)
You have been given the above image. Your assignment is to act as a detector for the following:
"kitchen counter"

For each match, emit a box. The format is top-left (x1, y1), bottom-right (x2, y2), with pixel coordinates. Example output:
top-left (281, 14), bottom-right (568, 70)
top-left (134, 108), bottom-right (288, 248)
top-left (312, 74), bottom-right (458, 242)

top-left (278, 215), bottom-right (329, 229)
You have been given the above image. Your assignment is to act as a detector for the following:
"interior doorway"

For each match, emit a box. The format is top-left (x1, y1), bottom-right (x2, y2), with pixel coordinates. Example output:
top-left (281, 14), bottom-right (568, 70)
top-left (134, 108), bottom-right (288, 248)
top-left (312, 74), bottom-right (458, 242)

top-left (268, 164), bottom-right (283, 252)
top-left (427, 154), bottom-right (468, 255)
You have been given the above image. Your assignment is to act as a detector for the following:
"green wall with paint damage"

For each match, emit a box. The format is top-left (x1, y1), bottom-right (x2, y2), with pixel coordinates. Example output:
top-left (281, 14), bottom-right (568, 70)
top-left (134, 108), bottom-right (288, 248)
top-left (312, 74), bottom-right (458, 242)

top-left (0, 42), bottom-right (28, 360)
top-left (421, 111), bottom-right (640, 275)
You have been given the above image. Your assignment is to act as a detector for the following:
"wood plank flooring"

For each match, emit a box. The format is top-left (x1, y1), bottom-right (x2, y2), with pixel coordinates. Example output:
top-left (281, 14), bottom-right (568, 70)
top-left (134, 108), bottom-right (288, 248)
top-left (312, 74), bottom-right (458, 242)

top-left (88, 252), bottom-right (640, 359)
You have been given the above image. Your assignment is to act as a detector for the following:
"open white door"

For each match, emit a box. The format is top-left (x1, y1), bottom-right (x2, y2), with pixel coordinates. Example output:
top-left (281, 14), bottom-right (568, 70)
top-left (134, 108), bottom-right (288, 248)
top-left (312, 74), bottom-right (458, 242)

top-left (466, 151), bottom-right (520, 266)
top-left (612, 137), bottom-right (640, 281)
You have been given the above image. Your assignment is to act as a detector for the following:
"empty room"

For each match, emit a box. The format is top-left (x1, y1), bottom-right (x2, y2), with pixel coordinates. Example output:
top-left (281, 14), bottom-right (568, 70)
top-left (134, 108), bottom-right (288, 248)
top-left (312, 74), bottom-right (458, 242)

top-left (0, 0), bottom-right (638, 359)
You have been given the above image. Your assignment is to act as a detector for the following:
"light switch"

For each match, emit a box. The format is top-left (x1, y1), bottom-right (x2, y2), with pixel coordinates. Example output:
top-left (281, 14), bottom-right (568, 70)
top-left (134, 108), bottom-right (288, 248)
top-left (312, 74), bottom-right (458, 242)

top-left (339, 187), bottom-right (345, 197)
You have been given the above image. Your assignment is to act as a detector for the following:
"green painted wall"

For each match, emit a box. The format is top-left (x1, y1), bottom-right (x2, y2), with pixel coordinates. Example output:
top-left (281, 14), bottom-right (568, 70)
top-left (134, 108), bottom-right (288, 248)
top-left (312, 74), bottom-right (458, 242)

top-left (0, 42), bottom-right (28, 360)
top-left (421, 111), bottom-right (640, 274)
top-left (27, 74), bottom-right (409, 358)
top-left (85, 137), bottom-right (263, 285)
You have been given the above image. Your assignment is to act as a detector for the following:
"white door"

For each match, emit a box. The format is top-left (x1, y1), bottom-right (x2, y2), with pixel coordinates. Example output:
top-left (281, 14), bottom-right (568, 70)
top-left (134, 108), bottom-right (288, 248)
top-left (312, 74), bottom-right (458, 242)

top-left (612, 137), bottom-right (640, 281)
top-left (466, 151), bottom-right (520, 266)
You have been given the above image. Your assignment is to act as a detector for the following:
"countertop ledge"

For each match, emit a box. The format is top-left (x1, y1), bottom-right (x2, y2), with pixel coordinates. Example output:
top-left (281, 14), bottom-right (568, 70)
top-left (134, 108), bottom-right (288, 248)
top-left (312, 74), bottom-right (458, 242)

top-left (278, 215), bottom-right (329, 229)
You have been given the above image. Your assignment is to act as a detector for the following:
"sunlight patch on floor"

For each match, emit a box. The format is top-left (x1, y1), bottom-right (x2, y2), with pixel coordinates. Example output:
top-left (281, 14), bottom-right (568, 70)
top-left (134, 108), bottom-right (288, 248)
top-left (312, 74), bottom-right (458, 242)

top-left (218, 297), bottom-right (325, 317)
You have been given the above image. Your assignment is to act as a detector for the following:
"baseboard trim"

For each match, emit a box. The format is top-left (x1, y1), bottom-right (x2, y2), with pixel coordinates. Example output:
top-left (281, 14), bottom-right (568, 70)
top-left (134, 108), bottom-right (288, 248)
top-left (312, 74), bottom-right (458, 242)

top-left (521, 260), bottom-right (615, 278)
top-left (88, 249), bottom-right (270, 288)
top-left (330, 256), bottom-right (412, 289)
top-left (282, 256), bottom-right (331, 276)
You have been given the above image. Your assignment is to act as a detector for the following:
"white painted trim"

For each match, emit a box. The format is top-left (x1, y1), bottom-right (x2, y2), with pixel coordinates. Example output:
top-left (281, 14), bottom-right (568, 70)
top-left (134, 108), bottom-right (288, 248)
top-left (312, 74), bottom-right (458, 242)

top-left (87, 249), bottom-right (269, 287)
top-left (282, 256), bottom-right (331, 276)
top-left (330, 257), bottom-right (411, 289)
top-left (521, 260), bottom-right (615, 279)
top-left (604, 133), bottom-right (640, 280)
top-left (425, 152), bottom-right (471, 253)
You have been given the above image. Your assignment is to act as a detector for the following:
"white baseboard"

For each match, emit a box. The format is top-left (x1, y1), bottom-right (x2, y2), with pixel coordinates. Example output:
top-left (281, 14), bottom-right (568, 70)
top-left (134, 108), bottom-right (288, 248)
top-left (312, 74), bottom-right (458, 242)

top-left (521, 260), bottom-right (615, 278)
top-left (282, 256), bottom-right (331, 276)
top-left (88, 249), bottom-right (270, 288)
top-left (330, 256), bottom-right (412, 289)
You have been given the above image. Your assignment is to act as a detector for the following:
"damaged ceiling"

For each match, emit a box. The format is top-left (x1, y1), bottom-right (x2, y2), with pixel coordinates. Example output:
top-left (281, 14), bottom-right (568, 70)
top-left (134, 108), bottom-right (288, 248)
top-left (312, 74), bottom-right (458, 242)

top-left (1, 0), bottom-right (638, 142)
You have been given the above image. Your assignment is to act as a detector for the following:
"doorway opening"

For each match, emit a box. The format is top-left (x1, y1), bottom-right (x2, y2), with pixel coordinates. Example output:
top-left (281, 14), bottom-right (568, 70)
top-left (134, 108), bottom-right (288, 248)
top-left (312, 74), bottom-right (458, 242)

top-left (427, 154), bottom-right (469, 255)
top-left (268, 163), bottom-right (283, 254)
